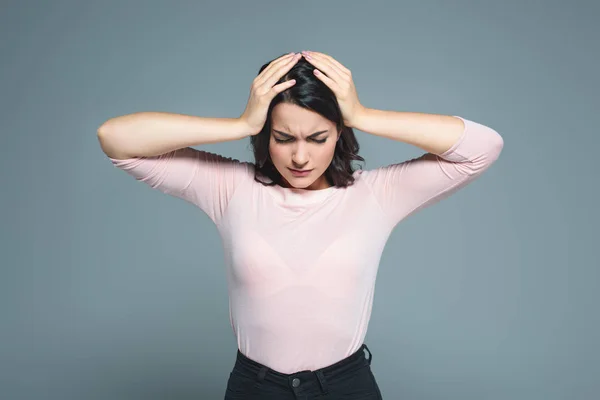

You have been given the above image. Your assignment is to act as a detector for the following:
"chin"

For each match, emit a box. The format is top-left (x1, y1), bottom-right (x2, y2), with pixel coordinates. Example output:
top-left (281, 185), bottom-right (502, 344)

top-left (282, 174), bottom-right (315, 189)
top-left (287, 179), bottom-right (313, 188)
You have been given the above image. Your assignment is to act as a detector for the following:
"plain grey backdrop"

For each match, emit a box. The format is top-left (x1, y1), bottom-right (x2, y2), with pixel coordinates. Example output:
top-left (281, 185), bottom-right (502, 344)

top-left (1, 0), bottom-right (598, 399)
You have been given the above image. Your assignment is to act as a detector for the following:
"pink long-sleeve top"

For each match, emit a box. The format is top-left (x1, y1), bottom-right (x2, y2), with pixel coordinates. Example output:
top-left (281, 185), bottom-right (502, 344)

top-left (108, 116), bottom-right (503, 374)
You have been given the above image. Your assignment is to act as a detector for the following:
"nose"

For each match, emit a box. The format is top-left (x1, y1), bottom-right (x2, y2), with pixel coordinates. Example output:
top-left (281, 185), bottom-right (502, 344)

top-left (291, 143), bottom-right (309, 168)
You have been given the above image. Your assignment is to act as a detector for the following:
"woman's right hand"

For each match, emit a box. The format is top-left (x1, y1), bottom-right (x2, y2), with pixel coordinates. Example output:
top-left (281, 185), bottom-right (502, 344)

top-left (239, 52), bottom-right (302, 136)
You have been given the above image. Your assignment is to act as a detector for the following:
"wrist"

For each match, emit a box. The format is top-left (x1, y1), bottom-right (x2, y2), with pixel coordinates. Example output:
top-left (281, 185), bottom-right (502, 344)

top-left (235, 117), bottom-right (258, 137)
top-left (348, 105), bottom-right (370, 130)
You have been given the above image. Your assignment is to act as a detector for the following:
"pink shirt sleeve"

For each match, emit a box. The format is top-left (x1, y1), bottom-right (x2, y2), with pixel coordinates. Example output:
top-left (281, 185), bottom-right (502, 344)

top-left (362, 116), bottom-right (504, 225)
top-left (108, 147), bottom-right (252, 224)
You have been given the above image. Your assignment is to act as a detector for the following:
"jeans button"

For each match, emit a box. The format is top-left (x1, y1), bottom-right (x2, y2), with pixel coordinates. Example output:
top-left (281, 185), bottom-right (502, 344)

top-left (292, 378), bottom-right (301, 387)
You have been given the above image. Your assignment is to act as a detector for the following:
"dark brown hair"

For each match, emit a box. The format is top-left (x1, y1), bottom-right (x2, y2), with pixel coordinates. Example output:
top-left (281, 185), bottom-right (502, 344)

top-left (249, 53), bottom-right (365, 187)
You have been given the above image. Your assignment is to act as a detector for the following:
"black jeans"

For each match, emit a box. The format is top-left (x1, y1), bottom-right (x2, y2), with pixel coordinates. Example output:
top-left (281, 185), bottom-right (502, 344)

top-left (224, 343), bottom-right (383, 399)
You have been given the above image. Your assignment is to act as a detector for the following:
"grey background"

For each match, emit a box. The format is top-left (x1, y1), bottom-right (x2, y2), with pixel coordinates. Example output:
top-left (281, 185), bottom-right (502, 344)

top-left (1, 0), bottom-right (598, 399)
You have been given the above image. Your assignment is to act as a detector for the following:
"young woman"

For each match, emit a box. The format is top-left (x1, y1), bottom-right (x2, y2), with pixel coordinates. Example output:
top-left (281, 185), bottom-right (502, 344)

top-left (98, 50), bottom-right (504, 399)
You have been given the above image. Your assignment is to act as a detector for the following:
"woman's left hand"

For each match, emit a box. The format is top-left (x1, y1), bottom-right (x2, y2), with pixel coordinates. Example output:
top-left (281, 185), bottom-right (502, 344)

top-left (301, 50), bottom-right (365, 128)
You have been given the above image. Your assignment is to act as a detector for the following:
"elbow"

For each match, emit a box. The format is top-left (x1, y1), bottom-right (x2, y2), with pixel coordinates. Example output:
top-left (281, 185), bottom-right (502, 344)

top-left (97, 116), bottom-right (120, 137)
top-left (97, 112), bottom-right (143, 136)
top-left (97, 120), bottom-right (131, 160)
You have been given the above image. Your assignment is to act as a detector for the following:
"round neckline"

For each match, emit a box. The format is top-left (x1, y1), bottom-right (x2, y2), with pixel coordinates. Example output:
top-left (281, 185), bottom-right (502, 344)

top-left (271, 183), bottom-right (338, 206)
top-left (254, 168), bottom-right (362, 207)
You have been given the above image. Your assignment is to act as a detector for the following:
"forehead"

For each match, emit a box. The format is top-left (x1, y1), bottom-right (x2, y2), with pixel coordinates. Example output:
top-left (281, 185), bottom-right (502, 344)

top-left (271, 103), bottom-right (333, 134)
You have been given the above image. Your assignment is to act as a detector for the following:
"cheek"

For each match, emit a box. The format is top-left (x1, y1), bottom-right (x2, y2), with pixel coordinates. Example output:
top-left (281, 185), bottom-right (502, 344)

top-left (319, 143), bottom-right (337, 164)
top-left (269, 144), bottom-right (286, 165)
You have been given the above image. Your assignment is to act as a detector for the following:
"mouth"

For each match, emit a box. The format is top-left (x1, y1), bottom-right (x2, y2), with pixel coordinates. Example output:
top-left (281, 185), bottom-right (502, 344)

top-left (288, 168), bottom-right (313, 177)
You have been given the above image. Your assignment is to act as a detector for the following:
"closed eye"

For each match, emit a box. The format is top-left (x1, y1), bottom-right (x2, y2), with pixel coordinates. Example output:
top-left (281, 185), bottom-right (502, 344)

top-left (274, 137), bottom-right (327, 144)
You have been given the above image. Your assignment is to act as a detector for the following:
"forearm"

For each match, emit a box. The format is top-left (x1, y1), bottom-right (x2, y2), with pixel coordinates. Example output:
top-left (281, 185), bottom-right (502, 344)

top-left (97, 112), bottom-right (251, 159)
top-left (350, 108), bottom-right (465, 155)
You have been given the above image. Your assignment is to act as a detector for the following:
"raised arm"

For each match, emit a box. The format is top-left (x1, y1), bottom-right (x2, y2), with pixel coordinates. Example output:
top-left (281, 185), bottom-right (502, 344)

top-left (96, 53), bottom-right (304, 159)
top-left (96, 52), bottom-right (309, 223)
top-left (97, 112), bottom-right (252, 160)
top-left (361, 116), bottom-right (504, 226)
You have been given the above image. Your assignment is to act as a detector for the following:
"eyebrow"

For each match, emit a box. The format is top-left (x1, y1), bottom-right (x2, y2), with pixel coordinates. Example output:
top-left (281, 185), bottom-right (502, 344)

top-left (272, 129), bottom-right (329, 139)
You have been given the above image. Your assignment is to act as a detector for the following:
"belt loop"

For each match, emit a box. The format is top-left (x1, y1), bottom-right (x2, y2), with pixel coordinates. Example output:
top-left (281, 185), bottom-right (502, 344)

top-left (363, 344), bottom-right (373, 365)
top-left (257, 366), bottom-right (268, 381)
top-left (315, 370), bottom-right (329, 394)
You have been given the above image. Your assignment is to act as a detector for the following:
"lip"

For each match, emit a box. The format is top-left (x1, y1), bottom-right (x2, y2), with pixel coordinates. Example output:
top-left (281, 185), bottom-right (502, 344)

top-left (288, 168), bottom-right (312, 177)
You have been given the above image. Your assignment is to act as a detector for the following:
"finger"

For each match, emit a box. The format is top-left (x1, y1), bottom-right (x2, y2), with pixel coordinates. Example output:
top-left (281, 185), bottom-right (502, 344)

top-left (270, 78), bottom-right (296, 97)
top-left (254, 53), bottom-right (295, 86)
top-left (255, 53), bottom-right (294, 83)
top-left (306, 51), bottom-right (351, 78)
top-left (303, 52), bottom-right (346, 85)
top-left (258, 53), bottom-right (301, 89)
top-left (254, 53), bottom-right (297, 88)
top-left (307, 52), bottom-right (349, 80)
top-left (313, 68), bottom-right (340, 93)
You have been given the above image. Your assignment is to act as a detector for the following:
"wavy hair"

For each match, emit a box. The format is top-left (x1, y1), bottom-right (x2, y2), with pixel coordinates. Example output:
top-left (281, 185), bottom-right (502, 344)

top-left (250, 53), bottom-right (365, 188)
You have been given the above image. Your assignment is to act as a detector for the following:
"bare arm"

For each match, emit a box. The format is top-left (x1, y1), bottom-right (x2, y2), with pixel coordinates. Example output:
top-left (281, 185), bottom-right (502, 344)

top-left (97, 112), bottom-right (252, 159)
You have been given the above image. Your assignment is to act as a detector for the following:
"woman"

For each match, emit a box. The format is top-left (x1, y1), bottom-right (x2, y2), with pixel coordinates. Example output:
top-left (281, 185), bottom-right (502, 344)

top-left (98, 50), bottom-right (504, 399)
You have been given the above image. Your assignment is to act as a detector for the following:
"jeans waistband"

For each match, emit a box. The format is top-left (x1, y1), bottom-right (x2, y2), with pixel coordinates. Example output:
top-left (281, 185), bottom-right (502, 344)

top-left (232, 344), bottom-right (373, 395)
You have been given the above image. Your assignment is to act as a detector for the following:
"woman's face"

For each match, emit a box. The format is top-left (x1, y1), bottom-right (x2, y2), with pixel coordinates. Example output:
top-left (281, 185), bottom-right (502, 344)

top-left (269, 103), bottom-right (339, 190)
